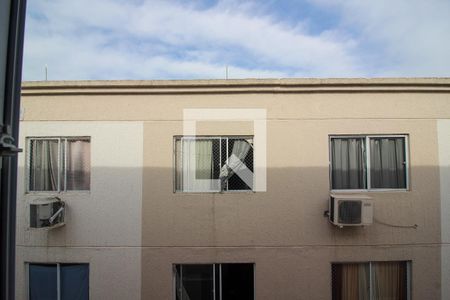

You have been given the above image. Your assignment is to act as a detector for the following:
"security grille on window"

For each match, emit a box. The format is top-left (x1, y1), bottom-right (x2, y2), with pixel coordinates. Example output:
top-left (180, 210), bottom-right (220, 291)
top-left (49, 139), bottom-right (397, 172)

top-left (28, 137), bottom-right (91, 192)
top-left (174, 263), bottom-right (254, 300)
top-left (330, 135), bottom-right (408, 190)
top-left (29, 263), bottom-right (89, 300)
top-left (331, 261), bottom-right (410, 300)
top-left (175, 136), bottom-right (254, 192)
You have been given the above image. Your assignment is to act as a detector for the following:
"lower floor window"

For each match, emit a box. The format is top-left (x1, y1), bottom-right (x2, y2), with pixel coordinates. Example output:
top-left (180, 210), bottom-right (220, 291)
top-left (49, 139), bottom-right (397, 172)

top-left (174, 263), bottom-right (254, 300)
top-left (332, 261), bottom-right (410, 300)
top-left (29, 263), bottom-right (89, 300)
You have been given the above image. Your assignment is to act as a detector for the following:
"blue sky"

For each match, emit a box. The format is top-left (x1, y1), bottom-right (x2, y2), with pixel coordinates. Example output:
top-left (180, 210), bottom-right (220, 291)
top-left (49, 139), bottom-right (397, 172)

top-left (23, 0), bottom-right (450, 81)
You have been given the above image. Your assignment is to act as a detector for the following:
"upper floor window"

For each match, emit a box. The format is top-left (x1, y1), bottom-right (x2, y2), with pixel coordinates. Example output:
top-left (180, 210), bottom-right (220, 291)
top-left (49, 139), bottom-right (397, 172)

top-left (174, 136), bottom-right (253, 192)
top-left (330, 135), bottom-right (408, 190)
top-left (28, 137), bottom-right (91, 192)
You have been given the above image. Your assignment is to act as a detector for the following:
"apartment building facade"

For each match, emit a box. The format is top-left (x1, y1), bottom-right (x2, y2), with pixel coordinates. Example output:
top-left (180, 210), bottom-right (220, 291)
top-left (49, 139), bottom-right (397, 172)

top-left (15, 78), bottom-right (450, 299)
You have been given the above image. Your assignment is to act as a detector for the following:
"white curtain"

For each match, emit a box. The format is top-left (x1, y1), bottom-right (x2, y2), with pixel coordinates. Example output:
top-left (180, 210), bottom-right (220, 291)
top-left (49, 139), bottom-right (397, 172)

top-left (178, 139), bottom-right (218, 192)
top-left (219, 140), bottom-right (251, 190)
top-left (29, 139), bottom-right (59, 191)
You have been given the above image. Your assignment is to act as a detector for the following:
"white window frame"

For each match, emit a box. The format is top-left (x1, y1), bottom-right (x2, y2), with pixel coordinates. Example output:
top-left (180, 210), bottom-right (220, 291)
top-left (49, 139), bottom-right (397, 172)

top-left (26, 136), bottom-right (91, 193)
top-left (329, 134), bottom-right (410, 192)
top-left (332, 261), bottom-right (411, 300)
top-left (173, 135), bottom-right (254, 193)
top-left (27, 262), bottom-right (89, 300)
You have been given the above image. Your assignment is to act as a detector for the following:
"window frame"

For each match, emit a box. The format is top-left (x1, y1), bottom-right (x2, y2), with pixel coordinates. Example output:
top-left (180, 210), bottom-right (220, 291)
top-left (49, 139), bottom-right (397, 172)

top-left (26, 136), bottom-right (91, 194)
top-left (173, 135), bottom-right (255, 193)
top-left (329, 134), bottom-right (410, 192)
top-left (172, 263), bottom-right (255, 300)
top-left (331, 260), bottom-right (411, 300)
top-left (27, 262), bottom-right (90, 300)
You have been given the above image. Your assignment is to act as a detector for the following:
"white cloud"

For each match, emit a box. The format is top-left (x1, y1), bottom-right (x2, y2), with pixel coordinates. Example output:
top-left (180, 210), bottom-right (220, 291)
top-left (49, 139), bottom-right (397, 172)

top-left (23, 0), bottom-right (450, 80)
top-left (308, 0), bottom-right (450, 76)
top-left (23, 0), bottom-right (361, 80)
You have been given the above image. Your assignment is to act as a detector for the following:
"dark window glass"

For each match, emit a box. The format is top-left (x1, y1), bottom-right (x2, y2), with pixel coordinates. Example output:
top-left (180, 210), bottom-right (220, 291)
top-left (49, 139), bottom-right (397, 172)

top-left (60, 264), bottom-right (89, 300)
top-left (181, 265), bottom-right (214, 300)
top-left (175, 263), bottom-right (254, 300)
top-left (221, 264), bottom-right (254, 300)
top-left (29, 264), bottom-right (57, 300)
top-left (29, 263), bottom-right (89, 300)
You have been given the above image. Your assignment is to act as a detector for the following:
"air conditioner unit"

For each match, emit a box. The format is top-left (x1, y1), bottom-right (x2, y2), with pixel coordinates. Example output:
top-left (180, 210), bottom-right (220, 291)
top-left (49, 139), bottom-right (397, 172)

top-left (329, 193), bottom-right (373, 227)
top-left (30, 197), bottom-right (65, 229)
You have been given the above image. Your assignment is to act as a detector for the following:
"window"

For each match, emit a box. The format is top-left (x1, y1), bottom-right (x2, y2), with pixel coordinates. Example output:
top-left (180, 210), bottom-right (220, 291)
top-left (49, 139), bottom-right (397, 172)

top-left (174, 136), bottom-right (254, 192)
top-left (331, 261), bottom-right (410, 300)
top-left (330, 135), bottom-right (408, 190)
top-left (174, 263), bottom-right (254, 300)
top-left (28, 137), bottom-right (91, 192)
top-left (29, 263), bottom-right (89, 300)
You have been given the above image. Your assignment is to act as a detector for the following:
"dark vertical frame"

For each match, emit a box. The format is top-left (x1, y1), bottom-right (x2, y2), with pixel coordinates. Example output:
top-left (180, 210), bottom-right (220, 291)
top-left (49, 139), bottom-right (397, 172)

top-left (0, 0), bottom-right (27, 299)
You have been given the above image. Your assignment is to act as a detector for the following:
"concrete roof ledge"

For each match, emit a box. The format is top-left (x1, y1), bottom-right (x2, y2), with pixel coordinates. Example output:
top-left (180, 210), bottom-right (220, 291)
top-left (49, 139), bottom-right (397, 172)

top-left (21, 78), bottom-right (450, 96)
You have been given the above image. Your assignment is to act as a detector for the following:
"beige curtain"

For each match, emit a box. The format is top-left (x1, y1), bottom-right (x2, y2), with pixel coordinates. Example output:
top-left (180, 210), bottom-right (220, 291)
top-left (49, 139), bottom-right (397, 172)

top-left (29, 139), bottom-right (59, 191)
top-left (340, 264), bottom-right (370, 300)
top-left (372, 261), bottom-right (406, 300)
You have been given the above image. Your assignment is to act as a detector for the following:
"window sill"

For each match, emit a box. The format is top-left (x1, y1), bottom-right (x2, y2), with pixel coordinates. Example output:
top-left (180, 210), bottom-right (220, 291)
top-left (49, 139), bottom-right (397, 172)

top-left (330, 188), bottom-right (410, 193)
top-left (174, 190), bottom-right (256, 194)
top-left (25, 190), bottom-right (91, 196)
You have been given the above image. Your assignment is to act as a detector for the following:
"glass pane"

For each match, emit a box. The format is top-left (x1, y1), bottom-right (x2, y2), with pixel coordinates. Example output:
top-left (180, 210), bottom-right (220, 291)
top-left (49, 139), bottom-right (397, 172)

top-left (195, 140), bottom-right (214, 180)
top-left (29, 264), bottom-right (57, 300)
top-left (221, 264), bottom-right (254, 300)
top-left (370, 137), bottom-right (406, 189)
top-left (180, 264), bottom-right (214, 300)
top-left (66, 139), bottom-right (91, 190)
top-left (371, 261), bottom-right (407, 300)
top-left (29, 139), bottom-right (59, 191)
top-left (331, 138), bottom-right (366, 189)
top-left (178, 138), bottom-right (219, 192)
top-left (60, 264), bottom-right (89, 300)
top-left (226, 138), bottom-right (253, 191)
top-left (175, 265), bottom-right (182, 300)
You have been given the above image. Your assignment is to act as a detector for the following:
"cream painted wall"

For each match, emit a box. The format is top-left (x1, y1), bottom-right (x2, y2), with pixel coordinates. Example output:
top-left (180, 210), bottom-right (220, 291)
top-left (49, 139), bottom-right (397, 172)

top-left (15, 121), bottom-right (143, 300)
top-left (438, 119), bottom-right (450, 300)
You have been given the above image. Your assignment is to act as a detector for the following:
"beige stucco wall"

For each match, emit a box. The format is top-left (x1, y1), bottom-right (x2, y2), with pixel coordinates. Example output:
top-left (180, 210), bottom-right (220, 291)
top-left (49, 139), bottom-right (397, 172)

top-left (142, 119), bottom-right (440, 247)
top-left (141, 118), bottom-right (441, 299)
top-left (15, 121), bottom-right (143, 300)
top-left (438, 119), bottom-right (450, 300)
top-left (141, 245), bottom-right (440, 299)
top-left (20, 92), bottom-right (450, 121)
top-left (17, 79), bottom-right (450, 299)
